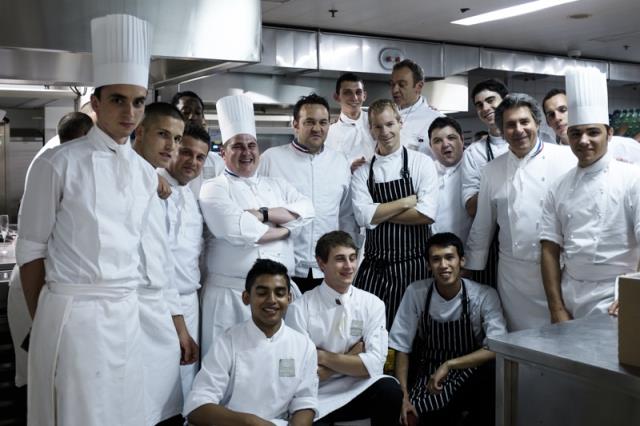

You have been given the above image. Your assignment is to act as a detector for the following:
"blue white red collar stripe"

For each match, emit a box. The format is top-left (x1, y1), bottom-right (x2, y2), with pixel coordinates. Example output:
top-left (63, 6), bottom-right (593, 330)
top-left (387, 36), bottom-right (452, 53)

top-left (291, 139), bottom-right (310, 153)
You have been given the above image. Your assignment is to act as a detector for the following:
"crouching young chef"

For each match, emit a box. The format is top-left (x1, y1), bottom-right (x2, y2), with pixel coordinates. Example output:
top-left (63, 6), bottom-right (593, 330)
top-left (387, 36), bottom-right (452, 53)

top-left (184, 259), bottom-right (318, 426)
top-left (390, 232), bottom-right (507, 426)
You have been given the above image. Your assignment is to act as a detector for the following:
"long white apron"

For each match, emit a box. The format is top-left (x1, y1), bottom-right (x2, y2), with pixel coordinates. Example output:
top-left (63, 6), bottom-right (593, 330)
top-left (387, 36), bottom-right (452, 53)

top-left (179, 291), bottom-right (200, 400)
top-left (7, 265), bottom-right (30, 387)
top-left (498, 254), bottom-right (550, 331)
top-left (200, 284), bottom-right (250, 358)
top-left (138, 287), bottom-right (182, 424)
top-left (28, 284), bottom-right (146, 426)
top-left (561, 271), bottom-right (616, 319)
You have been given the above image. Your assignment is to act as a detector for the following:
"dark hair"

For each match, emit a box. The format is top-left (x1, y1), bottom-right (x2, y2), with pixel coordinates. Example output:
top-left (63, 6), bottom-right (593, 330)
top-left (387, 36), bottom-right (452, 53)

top-left (140, 102), bottom-right (185, 128)
top-left (542, 88), bottom-right (566, 114)
top-left (426, 232), bottom-right (465, 259)
top-left (474, 130), bottom-right (489, 141)
top-left (93, 86), bottom-right (103, 99)
top-left (293, 93), bottom-right (330, 122)
top-left (335, 72), bottom-right (363, 95)
top-left (183, 123), bottom-right (211, 147)
top-left (245, 259), bottom-right (291, 292)
top-left (315, 231), bottom-right (357, 263)
top-left (57, 112), bottom-right (94, 143)
top-left (392, 59), bottom-right (424, 85)
top-left (171, 91), bottom-right (205, 111)
top-left (495, 93), bottom-right (543, 131)
top-left (428, 116), bottom-right (463, 141)
top-left (471, 79), bottom-right (509, 101)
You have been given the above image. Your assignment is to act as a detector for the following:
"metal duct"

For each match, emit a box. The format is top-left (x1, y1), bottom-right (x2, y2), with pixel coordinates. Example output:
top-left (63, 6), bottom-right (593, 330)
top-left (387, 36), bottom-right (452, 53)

top-left (478, 48), bottom-right (607, 77)
top-left (241, 27), bottom-right (318, 75)
top-left (0, 0), bottom-right (261, 86)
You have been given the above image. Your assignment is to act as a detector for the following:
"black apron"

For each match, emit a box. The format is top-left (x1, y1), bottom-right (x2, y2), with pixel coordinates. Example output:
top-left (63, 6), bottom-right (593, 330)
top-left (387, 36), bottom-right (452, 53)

top-left (353, 147), bottom-right (430, 329)
top-left (409, 280), bottom-right (480, 413)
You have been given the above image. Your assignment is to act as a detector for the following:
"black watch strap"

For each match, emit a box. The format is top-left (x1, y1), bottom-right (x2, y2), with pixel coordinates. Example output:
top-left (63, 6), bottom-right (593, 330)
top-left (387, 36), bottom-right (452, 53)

top-left (259, 207), bottom-right (269, 223)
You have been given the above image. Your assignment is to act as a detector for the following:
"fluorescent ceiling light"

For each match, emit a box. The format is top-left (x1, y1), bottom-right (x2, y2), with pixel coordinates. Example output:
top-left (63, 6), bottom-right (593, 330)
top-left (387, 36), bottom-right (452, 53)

top-left (452, 0), bottom-right (579, 26)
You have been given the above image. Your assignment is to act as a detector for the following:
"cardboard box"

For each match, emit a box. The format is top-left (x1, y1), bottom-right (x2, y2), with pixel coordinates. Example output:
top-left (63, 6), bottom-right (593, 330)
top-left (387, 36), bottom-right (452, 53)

top-left (618, 273), bottom-right (640, 367)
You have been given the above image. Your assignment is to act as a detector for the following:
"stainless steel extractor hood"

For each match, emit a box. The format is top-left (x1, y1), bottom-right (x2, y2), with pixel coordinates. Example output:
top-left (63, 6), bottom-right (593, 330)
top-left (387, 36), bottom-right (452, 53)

top-left (0, 0), bottom-right (262, 87)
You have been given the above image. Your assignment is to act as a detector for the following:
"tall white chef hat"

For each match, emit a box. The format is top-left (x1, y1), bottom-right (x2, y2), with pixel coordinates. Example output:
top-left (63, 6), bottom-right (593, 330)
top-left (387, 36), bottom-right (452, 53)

top-left (216, 95), bottom-right (256, 144)
top-left (566, 66), bottom-right (609, 127)
top-left (91, 14), bottom-right (153, 89)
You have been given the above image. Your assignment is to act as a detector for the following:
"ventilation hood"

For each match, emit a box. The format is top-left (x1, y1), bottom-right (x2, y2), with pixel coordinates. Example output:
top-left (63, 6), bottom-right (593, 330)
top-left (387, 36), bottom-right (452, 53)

top-left (0, 0), bottom-right (262, 87)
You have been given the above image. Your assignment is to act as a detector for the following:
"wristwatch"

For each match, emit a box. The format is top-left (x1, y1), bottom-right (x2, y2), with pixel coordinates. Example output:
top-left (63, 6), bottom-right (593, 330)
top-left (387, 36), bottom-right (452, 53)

top-left (259, 207), bottom-right (269, 223)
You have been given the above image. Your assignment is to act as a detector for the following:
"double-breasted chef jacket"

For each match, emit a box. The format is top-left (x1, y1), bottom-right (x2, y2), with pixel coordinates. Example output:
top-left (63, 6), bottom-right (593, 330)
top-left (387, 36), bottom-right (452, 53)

top-left (188, 151), bottom-right (224, 200)
top-left (398, 96), bottom-right (443, 159)
top-left (431, 159), bottom-right (473, 244)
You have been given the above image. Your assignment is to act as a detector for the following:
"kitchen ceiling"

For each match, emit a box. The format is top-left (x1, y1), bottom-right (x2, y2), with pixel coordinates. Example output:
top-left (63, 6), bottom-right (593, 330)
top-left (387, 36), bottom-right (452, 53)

top-left (261, 0), bottom-right (640, 63)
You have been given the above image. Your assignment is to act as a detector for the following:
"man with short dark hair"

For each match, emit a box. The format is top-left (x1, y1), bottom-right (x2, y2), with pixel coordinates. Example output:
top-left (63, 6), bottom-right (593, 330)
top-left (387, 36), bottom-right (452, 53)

top-left (172, 90), bottom-right (206, 128)
top-left (390, 59), bottom-right (443, 157)
top-left (325, 72), bottom-right (375, 172)
top-left (286, 231), bottom-right (403, 425)
top-left (186, 259), bottom-right (318, 426)
top-left (428, 117), bottom-right (472, 243)
top-left (57, 112), bottom-right (94, 143)
top-left (260, 93), bottom-right (358, 293)
top-left (465, 93), bottom-right (575, 331)
top-left (390, 232), bottom-right (506, 426)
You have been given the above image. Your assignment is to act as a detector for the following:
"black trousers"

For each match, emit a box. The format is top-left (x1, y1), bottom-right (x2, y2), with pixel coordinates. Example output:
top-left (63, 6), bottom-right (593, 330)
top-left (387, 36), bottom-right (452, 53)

top-left (315, 377), bottom-right (403, 426)
top-left (292, 269), bottom-right (324, 294)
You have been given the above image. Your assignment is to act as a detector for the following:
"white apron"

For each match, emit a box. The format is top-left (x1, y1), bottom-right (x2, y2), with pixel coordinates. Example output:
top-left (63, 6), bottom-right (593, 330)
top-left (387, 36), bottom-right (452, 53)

top-left (138, 287), bottom-right (182, 424)
top-left (498, 254), bottom-right (550, 331)
top-left (561, 271), bottom-right (617, 319)
top-left (7, 265), bottom-right (30, 387)
top-left (28, 284), bottom-right (146, 426)
top-left (179, 291), bottom-right (200, 400)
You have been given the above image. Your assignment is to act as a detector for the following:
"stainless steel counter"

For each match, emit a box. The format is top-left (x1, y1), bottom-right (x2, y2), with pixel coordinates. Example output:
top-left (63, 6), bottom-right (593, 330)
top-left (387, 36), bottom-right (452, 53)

top-left (488, 314), bottom-right (640, 426)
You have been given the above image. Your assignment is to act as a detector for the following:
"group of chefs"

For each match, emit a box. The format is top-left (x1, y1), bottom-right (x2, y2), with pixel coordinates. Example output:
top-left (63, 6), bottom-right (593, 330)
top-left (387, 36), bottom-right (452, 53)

top-left (6, 12), bottom-right (640, 426)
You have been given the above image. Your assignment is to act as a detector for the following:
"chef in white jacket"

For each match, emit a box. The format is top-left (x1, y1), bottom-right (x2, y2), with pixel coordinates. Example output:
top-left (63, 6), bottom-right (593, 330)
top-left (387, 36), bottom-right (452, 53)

top-left (324, 72), bottom-right (376, 172)
top-left (465, 93), bottom-right (575, 331)
top-left (186, 259), bottom-right (318, 426)
top-left (260, 93), bottom-right (358, 293)
top-left (133, 102), bottom-right (200, 423)
top-left (286, 231), bottom-right (403, 425)
top-left (428, 117), bottom-right (473, 243)
top-left (390, 59), bottom-right (443, 158)
top-left (199, 94), bottom-right (314, 357)
top-left (542, 87), bottom-right (640, 165)
top-left (540, 66), bottom-right (640, 322)
top-left (16, 14), bottom-right (158, 426)
top-left (157, 123), bottom-right (210, 400)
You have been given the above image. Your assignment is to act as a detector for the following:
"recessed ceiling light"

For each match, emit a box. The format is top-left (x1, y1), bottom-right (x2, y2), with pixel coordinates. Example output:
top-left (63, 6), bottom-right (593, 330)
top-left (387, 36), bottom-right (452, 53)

top-left (452, 0), bottom-right (579, 26)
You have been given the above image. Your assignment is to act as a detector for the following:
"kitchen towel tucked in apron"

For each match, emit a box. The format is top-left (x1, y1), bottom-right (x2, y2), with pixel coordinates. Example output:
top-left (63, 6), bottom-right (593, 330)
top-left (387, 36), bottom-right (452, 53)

top-left (354, 147), bottom-right (430, 329)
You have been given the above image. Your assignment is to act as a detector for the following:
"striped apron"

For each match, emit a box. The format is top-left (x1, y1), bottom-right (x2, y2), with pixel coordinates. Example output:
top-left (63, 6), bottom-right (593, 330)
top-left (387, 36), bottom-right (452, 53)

top-left (353, 146), bottom-right (430, 329)
top-left (409, 280), bottom-right (479, 413)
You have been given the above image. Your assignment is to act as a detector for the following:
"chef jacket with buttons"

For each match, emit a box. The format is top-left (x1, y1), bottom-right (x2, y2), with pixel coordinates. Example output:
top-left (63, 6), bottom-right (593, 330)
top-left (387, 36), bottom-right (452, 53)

top-left (398, 96), bottom-right (443, 159)
top-left (199, 173), bottom-right (314, 290)
top-left (184, 319), bottom-right (318, 423)
top-left (259, 143), bottom-right (358, 278)
top-left (157, 168), bottom-right (203, 296)
top-left (325, 111), bottom-right (376, 163)
top-left (540, 153), bottom-right (640, 281)
top-left (351, 146), bottom-right (439, 229)
top-left (460, 135), bottom-right (509, 205)
top-left (390, 278), bottom-right (507, 351)
top-left (188, 151), bottom-right (224, 200)
top-left (465, 141), bottom-right (576, 269)
top-left (431, 160), bottom-right (472, 243)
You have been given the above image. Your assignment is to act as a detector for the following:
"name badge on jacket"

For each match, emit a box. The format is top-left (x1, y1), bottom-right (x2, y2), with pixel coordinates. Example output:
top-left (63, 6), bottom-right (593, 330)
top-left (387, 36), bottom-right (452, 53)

top-left (350, 319), bottom-right (364, 337)
top-left (279, 359), bottom-right (295, 377)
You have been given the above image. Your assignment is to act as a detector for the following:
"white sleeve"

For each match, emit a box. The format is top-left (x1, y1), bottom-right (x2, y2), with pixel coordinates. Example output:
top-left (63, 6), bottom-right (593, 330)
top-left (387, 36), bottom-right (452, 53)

top-left (284, 299), bottom-right (309, 337)
top-left (539, 184), bottom-right (563, 246)
top-left (389, 284), bottom-right (420, 353)
top-left (479, 287), bottom-right (508, 346)
top-left (183, 331), bottom-right (234, 416)
top-left (464, 168), bottom-right (497, 270)
top-left (350, 163), bottom-right (380, 230)
top-left (15, 156), bottom-right (61, 265)
top-left (413, 153), bottom-right (438, 221)
top-left (273, 178), bottom-right (315, 230)
top-left (338, 177), bottom-right (361, 246)
top-left (358, 297), bottom-right (388, 377)
top-left (287, 337), bottom-right (319, 417)
top-left (461, 147), bottom-right (481, 204)
top-left (199, 178), bottom-right (269, 246)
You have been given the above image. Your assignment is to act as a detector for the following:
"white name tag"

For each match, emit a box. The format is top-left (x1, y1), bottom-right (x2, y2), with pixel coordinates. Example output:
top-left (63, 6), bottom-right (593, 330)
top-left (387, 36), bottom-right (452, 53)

top-left (279, 359), bottom-right (295, 378)
top-left (350, 319), bottom-right (364, 337)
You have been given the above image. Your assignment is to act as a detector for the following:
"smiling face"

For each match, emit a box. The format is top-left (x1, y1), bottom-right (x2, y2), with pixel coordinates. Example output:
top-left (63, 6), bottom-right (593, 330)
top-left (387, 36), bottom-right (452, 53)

top-left (501, 106), bottom-right (539, 159)
top-left (474, 89), bottom-right (503, 128)
top-left (176, 96), bottom-right (205, 127)
top-left (369, 106), bottom-right (402, 155)
top-left (317, 244), bottom-right (358, 294)
top-left (335, 80), bottom-right (367, 118)
top-left (168, 135), bottom-right (209, 185)
top-left (293, 103), bottom-right (330, 153)
top-left (221, 134), bottom-right (260, 177)
top-left (91, 84), bottom-right (148, 144)
top-left (242, 273), bottom-right (290, 337)
top-left (543, 93), bottom-right (569, 143)
top-left (134, 115), bottom-right (184, 168)
top-left (567, 123), bottom-right (611, 168)
top-left (430, 125), bottom-right (464, 167)
top-left (427, 244), bottom-right (464, 290)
